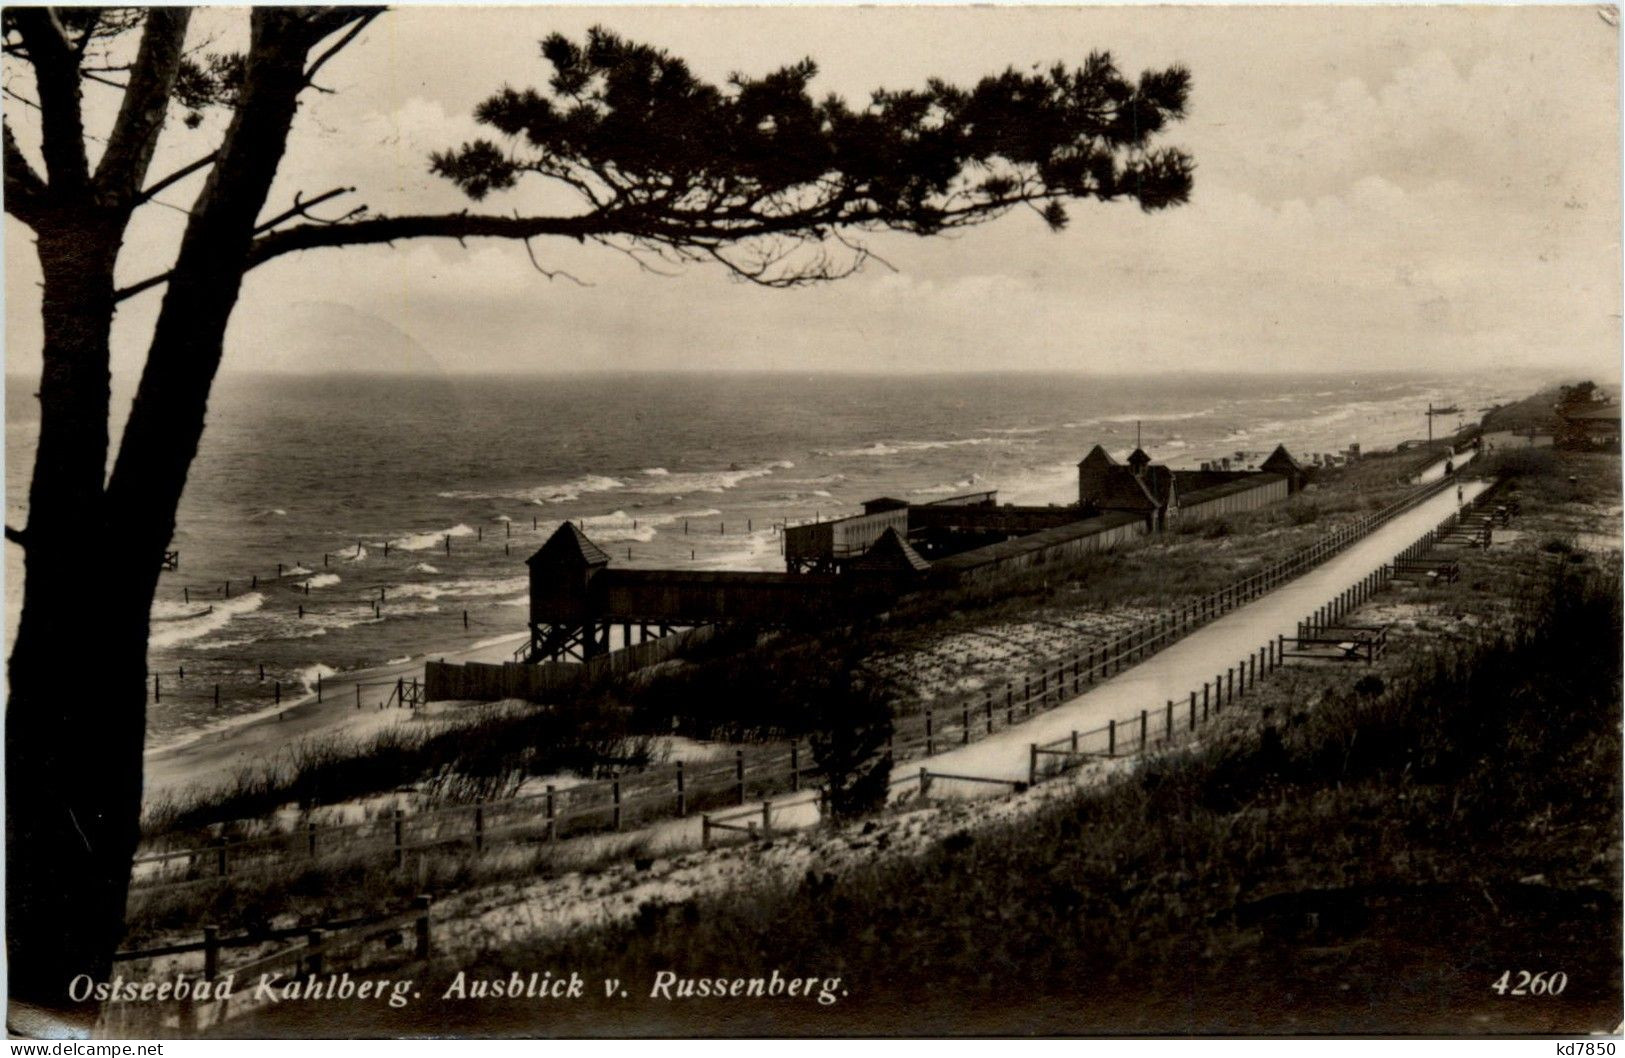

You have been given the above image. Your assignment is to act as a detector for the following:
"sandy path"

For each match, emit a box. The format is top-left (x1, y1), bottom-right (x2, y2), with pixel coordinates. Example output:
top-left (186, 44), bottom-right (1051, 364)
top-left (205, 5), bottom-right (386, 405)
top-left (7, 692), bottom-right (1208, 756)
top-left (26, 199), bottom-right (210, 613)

top-left (142, 631), bottom-right (529, 799)
top-left (1414, 445), bottom-right (1477, 484)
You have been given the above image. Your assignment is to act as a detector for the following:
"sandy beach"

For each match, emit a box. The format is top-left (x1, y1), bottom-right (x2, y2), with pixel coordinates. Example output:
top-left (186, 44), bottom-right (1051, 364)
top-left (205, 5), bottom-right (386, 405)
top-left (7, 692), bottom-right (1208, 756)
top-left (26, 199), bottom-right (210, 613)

top-left (141, 630), bottom-right (530, 800)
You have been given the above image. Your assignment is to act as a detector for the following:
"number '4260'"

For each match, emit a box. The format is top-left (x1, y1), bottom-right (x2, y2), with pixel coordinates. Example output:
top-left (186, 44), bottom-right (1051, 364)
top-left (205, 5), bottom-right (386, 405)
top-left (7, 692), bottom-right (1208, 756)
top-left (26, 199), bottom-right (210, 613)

top-left (1491, 970), bottom-right (1567, 996)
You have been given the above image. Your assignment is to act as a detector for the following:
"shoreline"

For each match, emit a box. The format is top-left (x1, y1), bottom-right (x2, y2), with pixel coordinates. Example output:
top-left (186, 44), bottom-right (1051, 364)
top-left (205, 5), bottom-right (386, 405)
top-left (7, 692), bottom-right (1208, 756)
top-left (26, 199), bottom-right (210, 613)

top-left (141, 630), bottom-right (529, 801)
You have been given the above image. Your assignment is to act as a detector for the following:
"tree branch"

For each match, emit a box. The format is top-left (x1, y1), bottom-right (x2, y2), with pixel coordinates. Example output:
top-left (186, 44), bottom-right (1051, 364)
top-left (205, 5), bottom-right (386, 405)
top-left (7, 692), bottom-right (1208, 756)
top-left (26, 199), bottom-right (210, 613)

top-left (251, 186), bottom-right (357, 234)
top-left (135, 151), bottom-right (218, 205)
top-left (12, 8), bottom-right (90, 188)
top-left (244, 211), bottom-right (597, 270)
top-left (302, 9), bottom-right (381, 88)
top-left (4, 119), bottom-right (48, 226)
top-left (95, 8), bottom-right (192, 201)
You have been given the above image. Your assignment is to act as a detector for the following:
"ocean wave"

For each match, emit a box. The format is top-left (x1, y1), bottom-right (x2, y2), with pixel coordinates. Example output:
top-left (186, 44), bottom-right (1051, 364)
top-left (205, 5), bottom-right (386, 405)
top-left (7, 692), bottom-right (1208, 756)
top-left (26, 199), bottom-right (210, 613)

top-left (300, 573), bottom-right (341, 589)
top-left (247, 507), bottom-right (287, 520)
top-left (436, 474), bottom-right (627, 505)
top-left (346, 546), bottom-right (367, 563)
top-left (642, 467), bottom-right (670, 476)
top-left (784, 473), bottom-right (846, 486)
top-left (284, 564), bottom-right (313, 577)
top-left (151, 598), bottom-right (215, 621)
top-left (388, 576), bottom-right (528, 602)
top-left (627, 460), bottom-right (794, 496)
top-left (297, 663), bottom-right (338, 695)
top-left (912, 474), bottom-right (986, 497)
top-left (815, 437), bottom-right (1010, 458)
top-left (411, 562), bottom-right (440, 574)
top-left (469, 633), bottom-right (527, 651)
top-left (390, 523), bottom-right (476, 552)
top-left (691, 528), bottom-right (783, 572)
top-left (149, 592), bottom-right (265, 648)
top-left (1098, 409), bottom-right (1215, 424)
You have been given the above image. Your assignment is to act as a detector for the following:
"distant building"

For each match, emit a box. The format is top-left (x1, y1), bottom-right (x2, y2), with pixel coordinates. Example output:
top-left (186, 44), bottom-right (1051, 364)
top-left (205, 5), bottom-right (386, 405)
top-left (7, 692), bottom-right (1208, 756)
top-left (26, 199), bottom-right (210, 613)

top-left (1556, 402), bottom-right (1621, 450)
top-left (1259, 444), bottom-right (1310, 493)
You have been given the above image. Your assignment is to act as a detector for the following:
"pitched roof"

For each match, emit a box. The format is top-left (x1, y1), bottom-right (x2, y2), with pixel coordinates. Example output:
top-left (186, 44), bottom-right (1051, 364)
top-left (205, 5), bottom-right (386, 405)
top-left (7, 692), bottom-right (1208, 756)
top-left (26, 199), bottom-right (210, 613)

top-left (526, 522), bottom-right (611, 569)
top-left (850, 527), bottom-right (932, 573)
top-left (1077, 444), bottom-right (1118, 469)
top-left (1127, 446), bottom-right (1152, 467)
top-left (1260, 444), bottom-right (1305, 475)
top-left (1083, 467), bottom-right (1159, 511)
top-left (1560, 402), bottom-right (1620, 422)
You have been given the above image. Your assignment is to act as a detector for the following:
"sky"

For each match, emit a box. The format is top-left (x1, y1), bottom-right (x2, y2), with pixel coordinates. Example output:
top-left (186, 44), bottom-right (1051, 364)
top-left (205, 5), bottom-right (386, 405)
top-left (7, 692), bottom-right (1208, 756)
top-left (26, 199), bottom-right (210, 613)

top-left (3, 5), bottom-right (1621, 379)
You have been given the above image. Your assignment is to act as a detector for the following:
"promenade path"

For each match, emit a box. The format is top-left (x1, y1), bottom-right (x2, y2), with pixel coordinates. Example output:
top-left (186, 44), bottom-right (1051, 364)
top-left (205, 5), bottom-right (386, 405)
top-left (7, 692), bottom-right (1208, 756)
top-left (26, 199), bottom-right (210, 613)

top-left (1414, 445), bottom-right (1477, 484)
top-left (668, 477), bottom-right (1490, 843)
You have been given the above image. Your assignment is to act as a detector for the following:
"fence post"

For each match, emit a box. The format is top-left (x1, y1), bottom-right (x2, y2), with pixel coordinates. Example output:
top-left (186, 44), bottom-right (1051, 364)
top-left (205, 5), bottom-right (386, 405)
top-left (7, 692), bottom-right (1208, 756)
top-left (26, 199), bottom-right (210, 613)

top-left (1165, 700), bottom-right (1174, 743)
top-left (1140, 709), bottom-right (1148, 753)
top-left (1029, 744), bottom-right (1039, 785)
top-left (414, 895), bottom-right (432, 959)
top-left (1203, 682), bottom-right (1210, 720)
top-left (1072, 658), bottom-right (1079, 694)
top-left (475, 802), bottom-right (486, 850)
top-left (926, 710), bottom-right (934, 755)
top-left (203, 925), bottom-right (219, 982)
top-left (701, 814), bottom-right (713, 849)
top-left (735, 750), bottom-right (745, 806)
top-left (305, 929), bottom-right (325, 976)
top-left (1190, 691), bottom-right (1197, 731)
top-left (761, 801), bottom-right (773, 841)
top-left (919, 767), bottom-right (931, 800)
top-left (394, 809), bottom-right (405, 869)
top-left (1107, 719), bottom-right (1116, 757)
top-left (1227, 667), bottom-right (1235, 705)
top-left (985, 695), bottom-right (994, 734)
top-left (961, 704), bottom-right (971, 744)
top-left (676, 762), bottom-right (686, 816)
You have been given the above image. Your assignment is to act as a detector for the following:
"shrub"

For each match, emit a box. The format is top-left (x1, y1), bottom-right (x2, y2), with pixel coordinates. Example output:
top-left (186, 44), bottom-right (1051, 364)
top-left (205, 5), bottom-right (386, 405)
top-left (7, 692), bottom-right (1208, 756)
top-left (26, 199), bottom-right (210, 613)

top-left (803, 658), bottom-right (895, 821)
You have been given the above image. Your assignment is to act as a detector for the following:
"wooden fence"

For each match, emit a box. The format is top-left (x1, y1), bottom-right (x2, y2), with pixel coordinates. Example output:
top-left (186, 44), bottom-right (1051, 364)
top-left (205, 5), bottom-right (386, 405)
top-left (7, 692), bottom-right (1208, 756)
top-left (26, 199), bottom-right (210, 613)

top-left (127, 475), bottom-right (1476, 899)
top-left (424, 625), bottom-right (716, 702)
top-left (99, 898), bottom-right (433, 1037)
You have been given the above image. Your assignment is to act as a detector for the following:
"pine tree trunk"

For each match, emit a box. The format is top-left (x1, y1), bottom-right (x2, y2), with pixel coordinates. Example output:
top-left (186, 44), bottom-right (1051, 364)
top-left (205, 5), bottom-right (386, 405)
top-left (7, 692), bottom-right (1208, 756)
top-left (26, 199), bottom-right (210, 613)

top-left (6, 219), bottom-right (142, 1018)
top-left (8, 16), bottom-right (315, 1016)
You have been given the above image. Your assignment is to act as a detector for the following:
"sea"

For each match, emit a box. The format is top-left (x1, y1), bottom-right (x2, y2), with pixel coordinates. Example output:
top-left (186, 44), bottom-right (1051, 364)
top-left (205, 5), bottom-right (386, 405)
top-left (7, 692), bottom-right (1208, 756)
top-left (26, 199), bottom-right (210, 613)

top-left (3, 369), bottom-right (1542, 750)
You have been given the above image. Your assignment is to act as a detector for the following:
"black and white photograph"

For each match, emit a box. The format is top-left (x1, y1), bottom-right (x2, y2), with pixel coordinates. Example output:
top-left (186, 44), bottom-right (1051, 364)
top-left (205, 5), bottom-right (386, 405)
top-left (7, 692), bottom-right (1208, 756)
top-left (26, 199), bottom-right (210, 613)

top-left (2, 2), bottom-right (1621, 1042)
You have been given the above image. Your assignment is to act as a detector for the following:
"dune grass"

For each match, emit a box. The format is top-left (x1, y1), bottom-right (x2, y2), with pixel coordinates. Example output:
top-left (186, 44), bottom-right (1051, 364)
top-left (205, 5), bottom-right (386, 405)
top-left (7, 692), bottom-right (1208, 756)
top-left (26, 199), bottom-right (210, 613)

top-left (278, 560), bottom-right (1621, 1038)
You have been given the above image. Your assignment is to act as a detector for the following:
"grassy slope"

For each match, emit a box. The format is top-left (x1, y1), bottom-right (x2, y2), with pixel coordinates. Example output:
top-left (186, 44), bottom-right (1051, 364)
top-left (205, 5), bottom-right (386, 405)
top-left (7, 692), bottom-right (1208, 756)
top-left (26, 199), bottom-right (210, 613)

top-left (234, 451), bottom-right (1623, 1038)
